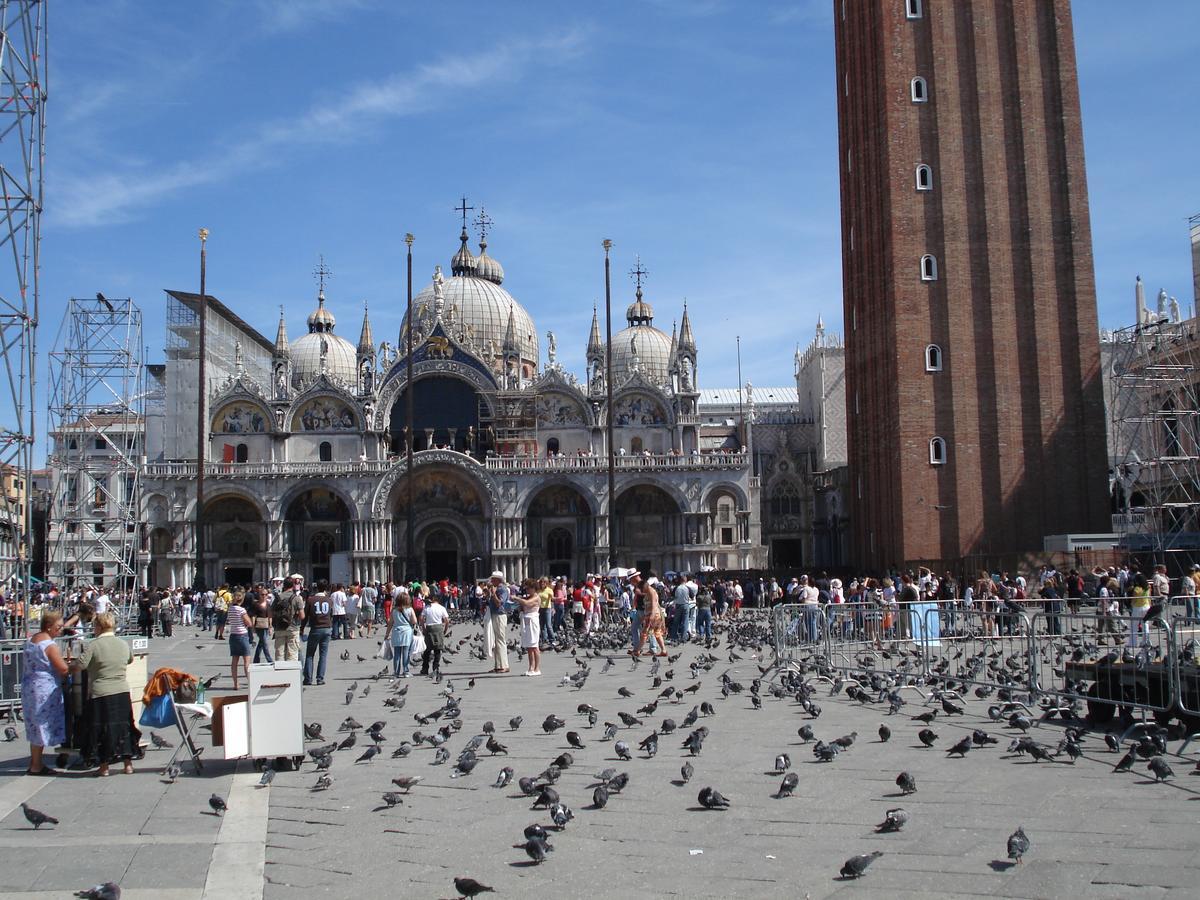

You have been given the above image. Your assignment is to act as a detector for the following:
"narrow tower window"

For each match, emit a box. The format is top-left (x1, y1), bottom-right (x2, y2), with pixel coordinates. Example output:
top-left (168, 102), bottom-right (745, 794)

top-left (911, 76), bottom-right (928, 103)
top-left (319, 441), bottom-right (332, 462)
top-left (915, 164), bottom-right (933, 191)
top-left (920, 254), bottom-right (938, 281)
top-left (906, 0), bottom-right (923, 19)
top-left (925, 344), bottom-right (942, 372)
top-left (929, 437), bottom-right (947, 465)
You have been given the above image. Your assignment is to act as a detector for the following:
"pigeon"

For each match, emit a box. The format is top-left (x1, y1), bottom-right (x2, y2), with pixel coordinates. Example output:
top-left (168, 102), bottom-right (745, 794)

top-left (380, 791), bottom-right (404, 809)
top-left (971, 729), bottom-right (998, 746)
top-left (486, 736), bottom-right (508, 755)
top-left (774, 753), bottom-right (791, 773)
top-left (337, 732), bottom-right (357, 751)
top-left (542, 715), bottom-right (565, 734)
top-left (523, 823), bottom-right (549, 841)
top-left (392, 742), bottom-right (413, 758)
top-left (312, 773), bottom-right (332, 791)
top-left (345, 689), bottom-right (354, 706)
top-left (550, 803), bottom-right (573, 828)
top-left (946, 736), bottom-right (972, 757)
top-left (509, 716), bottom-right (523, 731)
top-left (258, 767), bottom-right (276, 786)
top-left (841, 851), bottom-right (883, 879)
top-left (3, 725), bottom-right (18, 742)
top-left (514, 837), bottom-right (552, 864)
top-left (553, 752), bottom-right (574, 770)
top-left (615, 740), bottom-right (632, 760)
top-left (533, 786), bottom-right (560, 809)
top-left (592, 784), bottom-right (609, 808)
top-left (777, 772), bottom-right (799, 798)
top-left (618, 686), bottom-right (634, 698)
top-left (163, 762), bottom-right (182, 783)
top-left (482, 721), bottom-right (495, 734)
top-left (1148, 757), bottom-right (1174, 782)
top-left (607, 772), bottom-right (630, 793)
top-left (911, 710), bottom-right (937, 724)
top-left (876, 808), bottom-right (908, 833)
top-left (304, 722), bottom-right (324, 741)
top-left (518, 776), bottom-right (540, 796)
top-left (697, 786), bottom-right (730, 809)
top-left (356, 745), bottom-right (380, 763)
top-left (567, 731), bottom-right (586, 749)
top-left (433, 747), bottom-right (450, 765)
top-left (1104, 733), bottom-right (1120, 752)
top-left (150, 732), bottom-right (173, 750)
top-left (896, 772), bottom-right (916, 795)
top-left (314, 754), bottom-right (333, 771)
top-left (451, 755), bottom-right (478, 777)
top-left (797, 724), bottom-right (814, 743)
top-left (75, 884), bottom-right (121, 900)
top-left (391, 775), bottom-right (422, 792)
top-left (21, 802), bottom-right (58, 829)
top-left (208, 794), bottom-right (227, 816)
top-left (453, 877), bottom-right (495, 898)
top-left (494, 767), bottom-right (515, 788)
top-left (1007, 826), bottom-right (1029, 864)
top-left (680, 761), bottom-right (694, 784)
top-left (878, 724), bottom-right (891, 743)
top-left (918, 728), bottom-right (938, 747)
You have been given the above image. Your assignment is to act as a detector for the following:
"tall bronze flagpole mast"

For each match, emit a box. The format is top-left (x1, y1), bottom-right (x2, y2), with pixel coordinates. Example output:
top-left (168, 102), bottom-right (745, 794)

top-left (603, 239), bottom-right (615, 572)
top-left (193, 228), bottom-right (209, 591)
top-left (404, 233), bottom-right (415, 583)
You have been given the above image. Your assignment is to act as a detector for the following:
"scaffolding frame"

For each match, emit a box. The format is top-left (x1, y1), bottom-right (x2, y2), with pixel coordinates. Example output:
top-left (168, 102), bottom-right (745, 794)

top-left (1108, 319), bottom-right (1200, 565)
top-left (0, 1), bottom-right (46, 591)
top-left (46, 297), bottom-right (145, 602)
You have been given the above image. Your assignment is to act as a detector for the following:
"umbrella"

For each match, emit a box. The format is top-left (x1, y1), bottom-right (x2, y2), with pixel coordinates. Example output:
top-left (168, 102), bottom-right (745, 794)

top-left (607, 567), bottom-right (636, 579)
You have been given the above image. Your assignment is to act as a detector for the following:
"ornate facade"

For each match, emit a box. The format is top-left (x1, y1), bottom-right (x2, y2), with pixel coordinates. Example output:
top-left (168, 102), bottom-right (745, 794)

top-left (141, 221), bottom-right (764, 588)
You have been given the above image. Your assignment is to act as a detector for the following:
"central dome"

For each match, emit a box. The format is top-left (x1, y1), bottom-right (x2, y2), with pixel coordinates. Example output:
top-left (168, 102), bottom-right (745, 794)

top-left (292, 291), bottom-right (358, 386)
top-left (611, 323), bottom-right (673, 385)
top-left (402, 235), bottom-right (538, 365)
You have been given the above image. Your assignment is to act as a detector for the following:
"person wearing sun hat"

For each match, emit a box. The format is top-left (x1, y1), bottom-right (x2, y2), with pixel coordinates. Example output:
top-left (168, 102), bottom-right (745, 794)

top-left (486, 570), bottom-right (510, 673)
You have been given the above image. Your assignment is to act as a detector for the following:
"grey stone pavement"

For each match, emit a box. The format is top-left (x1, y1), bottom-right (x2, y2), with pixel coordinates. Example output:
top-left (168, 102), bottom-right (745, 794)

top-left (0, 613), bottom-right (1198, 900)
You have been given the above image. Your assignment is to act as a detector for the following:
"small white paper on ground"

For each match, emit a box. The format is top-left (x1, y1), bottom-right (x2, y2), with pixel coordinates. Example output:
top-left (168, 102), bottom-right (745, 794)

top-left (689, 849), bottom-right (704, 856)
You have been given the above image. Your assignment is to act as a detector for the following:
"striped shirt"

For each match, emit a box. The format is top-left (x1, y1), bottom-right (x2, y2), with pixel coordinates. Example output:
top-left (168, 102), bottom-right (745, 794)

top-left (227, 604), bottom-right (249, 636)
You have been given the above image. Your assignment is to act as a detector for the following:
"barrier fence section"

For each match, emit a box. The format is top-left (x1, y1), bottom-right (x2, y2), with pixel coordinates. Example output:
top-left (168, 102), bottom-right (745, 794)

top-left (772, 603), bottom-right (826, 666)
top-left (1172, 617), bottom-right (1200, 718)
top-left (920, 606), bottom-right (1036, 701)
top-left (1029, 610), bottom-right (1175, 724)
top-left (823, 602), bottom-right (926, 683)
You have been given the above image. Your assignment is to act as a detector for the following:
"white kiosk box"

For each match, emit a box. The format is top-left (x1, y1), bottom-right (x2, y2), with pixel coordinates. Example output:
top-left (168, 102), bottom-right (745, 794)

top-left (217, 660), bottom-right (305, 769)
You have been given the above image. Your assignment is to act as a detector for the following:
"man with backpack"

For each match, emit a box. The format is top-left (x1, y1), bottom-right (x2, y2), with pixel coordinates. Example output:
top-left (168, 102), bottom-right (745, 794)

top-left (272, 577), bottom-right (306, 662)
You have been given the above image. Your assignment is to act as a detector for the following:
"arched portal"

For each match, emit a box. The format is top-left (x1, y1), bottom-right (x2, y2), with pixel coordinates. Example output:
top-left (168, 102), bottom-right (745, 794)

top-left (390, 375), bottom-right (492, 457)
top-left (388, 466), bottom-right (489, 581)
top-left (526, 483), bottom-right (594, 579)
top-left (285, 488), bottom-right (351, 585)
top-left (613, 484), bottom-right (683, 575)
top-left (204, 495), bottom-right (265, 588)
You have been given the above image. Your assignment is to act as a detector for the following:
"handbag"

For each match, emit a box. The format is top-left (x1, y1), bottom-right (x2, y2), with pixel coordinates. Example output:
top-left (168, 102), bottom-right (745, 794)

top-left (411, 630), bottom-right (426, 655)
top-left (139, 692), bottom-right (177, 729)
top-left (376, 641), bottom-right (393, 660)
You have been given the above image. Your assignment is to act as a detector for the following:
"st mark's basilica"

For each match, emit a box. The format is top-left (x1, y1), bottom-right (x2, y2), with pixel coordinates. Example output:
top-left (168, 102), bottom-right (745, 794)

top-left (141, 218), bottom-right (772, 588)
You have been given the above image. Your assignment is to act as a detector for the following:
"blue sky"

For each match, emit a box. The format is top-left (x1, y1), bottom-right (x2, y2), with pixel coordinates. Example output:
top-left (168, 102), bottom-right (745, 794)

top-left (44, 0), bottom-right (1200, 401)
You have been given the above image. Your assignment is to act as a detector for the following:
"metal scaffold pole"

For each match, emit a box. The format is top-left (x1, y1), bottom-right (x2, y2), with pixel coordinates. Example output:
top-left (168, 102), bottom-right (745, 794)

top-left (46, 297), bottom-right (146, 615)
top-left (0, 1), bottom-right (47, 599)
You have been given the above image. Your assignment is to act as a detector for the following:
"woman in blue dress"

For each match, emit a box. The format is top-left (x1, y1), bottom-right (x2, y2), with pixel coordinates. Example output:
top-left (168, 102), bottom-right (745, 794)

top-left (20, 610), bottom-right (69, 776)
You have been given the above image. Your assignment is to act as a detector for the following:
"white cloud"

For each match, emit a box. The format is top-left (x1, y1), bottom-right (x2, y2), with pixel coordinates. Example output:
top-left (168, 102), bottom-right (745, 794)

top-left (252, 0), bottom-right (379, 33)
top-left (51, 28), bottom-right (587, 228)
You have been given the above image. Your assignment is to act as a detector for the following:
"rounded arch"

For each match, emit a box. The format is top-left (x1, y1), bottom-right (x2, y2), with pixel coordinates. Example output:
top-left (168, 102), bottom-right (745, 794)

top-left (372, 451), bottom-right (500, 518)
top-left (289, 393), bottom-right (361, 432)
top-left (699, 480), bottom-right (750, 510)
top-left (378, 366), bottom-right (497, 433)
top-left (143, 492), bottom-right (171, 524)
top-left (211, 398), bottom-right (272, 434)
top-left (279, 483), bottom-right (356, 522)
top-left (201, 488), bottom-right (269, 522)
top-left (606, 388), bottom-right (674, 428)
top-left (612, 482), bottom-right (686, 517)
top-left (523, 481), bottom-right (597, 518)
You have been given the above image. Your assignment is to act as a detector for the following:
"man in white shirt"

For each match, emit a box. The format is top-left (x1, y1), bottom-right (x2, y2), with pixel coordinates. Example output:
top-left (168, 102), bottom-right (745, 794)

top-left (342, 585), bottom-right (359, 636)
top-left (330, 586), bottom-right (348, 640)
top-left (799, 575), bottom-right (819, 641)
top-left (419, 594), bottom-right (450, 676)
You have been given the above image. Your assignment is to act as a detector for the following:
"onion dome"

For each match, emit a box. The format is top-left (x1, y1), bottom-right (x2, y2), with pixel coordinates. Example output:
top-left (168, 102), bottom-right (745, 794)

top-left (306, 289), bottom-right (336, 333)
top-left (451, 227), bottom-right (477, 276)
top-left (474, 238), bottom-right (505, 285)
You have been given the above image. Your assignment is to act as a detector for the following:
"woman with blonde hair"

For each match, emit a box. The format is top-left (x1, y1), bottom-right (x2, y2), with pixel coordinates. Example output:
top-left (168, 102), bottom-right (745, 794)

top-left (20, 610), bottom-right (69, 776)
top-left (226, 589), bottom-right (254, 690)
top-left (75, 612), bottom-right (140, 776)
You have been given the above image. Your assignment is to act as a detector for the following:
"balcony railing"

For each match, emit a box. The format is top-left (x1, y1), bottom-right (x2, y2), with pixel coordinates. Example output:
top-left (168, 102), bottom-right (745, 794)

top-left (143, 451), bottom-right (750, 480)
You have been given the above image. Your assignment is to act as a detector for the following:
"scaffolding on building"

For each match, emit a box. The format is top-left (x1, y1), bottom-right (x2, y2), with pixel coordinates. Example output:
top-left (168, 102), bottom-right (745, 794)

top-left (46, 297), bottom-right (145, 606)
top-left (0, 2), bottom-right (47, 592)
top-left (1108, 318), bottom-right (1200, 567)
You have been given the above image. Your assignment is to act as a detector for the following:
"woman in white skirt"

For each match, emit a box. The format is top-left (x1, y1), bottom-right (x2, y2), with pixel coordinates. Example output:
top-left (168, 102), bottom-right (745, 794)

top-left (518, 582), bottom-right (542, 676)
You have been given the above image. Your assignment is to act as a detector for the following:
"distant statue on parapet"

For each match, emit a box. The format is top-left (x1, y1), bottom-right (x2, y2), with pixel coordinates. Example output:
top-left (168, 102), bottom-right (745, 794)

top-left (1170, 296), bottom-right (1181, 323)
top-left (1157, 288), bottom-right (1168, 320)
top-left (547, 331), bottom-right (557, 365)
top-left (629, 334), bottom-right (640, 373)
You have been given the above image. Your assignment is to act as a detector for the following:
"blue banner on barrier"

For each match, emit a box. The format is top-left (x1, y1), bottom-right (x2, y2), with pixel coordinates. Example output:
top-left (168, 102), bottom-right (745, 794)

top-left (911, 603), bottom-right (941, 647)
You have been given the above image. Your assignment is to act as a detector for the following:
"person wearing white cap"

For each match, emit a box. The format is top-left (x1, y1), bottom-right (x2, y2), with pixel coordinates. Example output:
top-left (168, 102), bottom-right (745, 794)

top-left (486, 570), bottom-right (510, 674)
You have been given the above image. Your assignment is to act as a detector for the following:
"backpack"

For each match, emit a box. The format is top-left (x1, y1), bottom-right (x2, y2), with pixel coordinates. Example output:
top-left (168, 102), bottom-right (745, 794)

top-left (272, 592), bottom-right (296, 629)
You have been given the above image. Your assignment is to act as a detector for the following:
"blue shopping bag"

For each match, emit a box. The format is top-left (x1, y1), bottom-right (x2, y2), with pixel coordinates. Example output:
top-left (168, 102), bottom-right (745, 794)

top-left (139, 691), bottom-right (177, 729)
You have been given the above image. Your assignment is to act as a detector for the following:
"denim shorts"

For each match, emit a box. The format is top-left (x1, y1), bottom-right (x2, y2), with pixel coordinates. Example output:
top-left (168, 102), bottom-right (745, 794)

top-left (229, 633), bottom-right (252, 657)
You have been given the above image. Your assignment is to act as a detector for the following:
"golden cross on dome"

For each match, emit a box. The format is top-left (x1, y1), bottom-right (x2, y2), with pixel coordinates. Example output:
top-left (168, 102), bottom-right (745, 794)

top-left (629, 255), bottom-right (648, 289)
top-left (313, 255), bottom-right (332, 293)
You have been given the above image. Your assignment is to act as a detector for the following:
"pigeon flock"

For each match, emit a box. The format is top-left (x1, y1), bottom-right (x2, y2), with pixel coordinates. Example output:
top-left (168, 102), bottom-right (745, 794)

top-left (8, 605), bottom-right (1199, 897)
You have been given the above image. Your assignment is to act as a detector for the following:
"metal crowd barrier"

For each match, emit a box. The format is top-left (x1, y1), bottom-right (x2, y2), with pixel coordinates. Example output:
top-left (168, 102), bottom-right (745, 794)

top-left (823, 602), bottom-right (926, 684)
top-left (1172, 617), bottom-right (1200, 720)
top-left (771, 603), bottom-right (826, 665)
top-left (921, 606), bottom-right (1036, 701)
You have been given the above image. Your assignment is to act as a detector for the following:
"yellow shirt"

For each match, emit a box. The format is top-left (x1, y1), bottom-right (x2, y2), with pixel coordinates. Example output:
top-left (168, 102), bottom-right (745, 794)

top-left (538, 587), bottom-right (554, 610)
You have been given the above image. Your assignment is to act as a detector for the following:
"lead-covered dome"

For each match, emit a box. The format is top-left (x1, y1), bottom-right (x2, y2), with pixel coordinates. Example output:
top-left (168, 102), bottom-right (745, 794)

top-left (292, 291), bottom-right (358, 385)
top-left (402, 234), bottom-right (538, 365)
top-left (608, 287), bottom-right (673, 384)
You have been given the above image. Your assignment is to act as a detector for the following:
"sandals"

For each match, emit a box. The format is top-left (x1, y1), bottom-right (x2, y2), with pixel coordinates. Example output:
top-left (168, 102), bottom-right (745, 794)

top-left (24, 767), bottom-right (55, 777)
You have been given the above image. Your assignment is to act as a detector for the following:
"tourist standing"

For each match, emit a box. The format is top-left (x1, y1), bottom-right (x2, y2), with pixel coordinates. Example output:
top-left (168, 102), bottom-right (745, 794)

top-left (227, 591), bottom-right (254, 689)
top-left (537, 577), bottom-right (555, 645)
top-left (420, 593), bottom-right (450, 676)
top-left (519, 583), bottom-right (542, 676)
top-left (302, 583), bottom-right (333, 686)
top-left (272, 577), bottom-right (305, 662)
top-left (250, 588), bottom-right (273, 664)
top-left (388, 591), bottom-right (417, 677)
top-left (20, 610), bottom-right (69, 776)
top-left (331, 584), bottom-right (349, 640)
top-left (486, 571), bottom-right (510, 674)
top-left (75, 612), bottom-right (139, 776)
